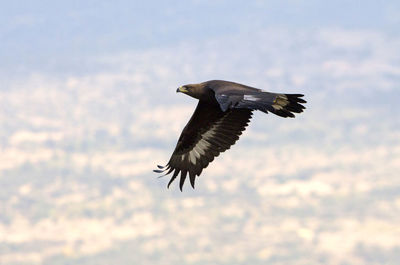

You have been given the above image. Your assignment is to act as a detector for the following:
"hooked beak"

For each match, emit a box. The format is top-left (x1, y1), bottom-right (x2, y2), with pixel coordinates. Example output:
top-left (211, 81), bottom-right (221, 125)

top-left (176, 86), bottom-right (188, 93)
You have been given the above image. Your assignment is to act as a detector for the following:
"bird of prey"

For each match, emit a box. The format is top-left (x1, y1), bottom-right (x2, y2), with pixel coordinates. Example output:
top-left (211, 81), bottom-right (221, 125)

top-left (154, 80), bottom-right (306, 190)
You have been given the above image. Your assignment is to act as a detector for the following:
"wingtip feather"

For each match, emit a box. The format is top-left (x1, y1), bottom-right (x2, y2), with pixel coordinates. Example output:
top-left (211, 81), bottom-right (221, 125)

top-left (179, 170), bottom-right (188, 191)
top-left (189, 171), bottom-right (196, 189)
top-left (167, 169), bottom-right (179, 188)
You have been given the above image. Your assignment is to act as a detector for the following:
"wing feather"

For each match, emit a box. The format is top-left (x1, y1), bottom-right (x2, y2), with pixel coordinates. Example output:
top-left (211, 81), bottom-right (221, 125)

top-left (154, 100), bottom-right (252, 190)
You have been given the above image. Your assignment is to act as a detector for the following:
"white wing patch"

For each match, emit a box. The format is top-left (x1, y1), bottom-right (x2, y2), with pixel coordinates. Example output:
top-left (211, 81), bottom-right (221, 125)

top-left (244, 94), bottom-right (260, 101)
top-left (184, 114), bottom-right (231, 165)
top-left (189, 151), bottom-right (197, 164)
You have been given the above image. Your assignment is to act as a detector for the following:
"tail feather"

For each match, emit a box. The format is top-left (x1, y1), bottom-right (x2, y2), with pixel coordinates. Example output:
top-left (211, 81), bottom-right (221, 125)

top-left (238, 92), bottom-right (306, 118)
top-left (269, 93), bottom-right (306, 118)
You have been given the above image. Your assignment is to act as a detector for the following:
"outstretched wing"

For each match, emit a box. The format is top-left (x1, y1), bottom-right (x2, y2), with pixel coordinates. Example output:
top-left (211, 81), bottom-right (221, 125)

top-left (154, 101), bottom-right (252, 190)
top-left (208, 81), bottom-right (306, 117)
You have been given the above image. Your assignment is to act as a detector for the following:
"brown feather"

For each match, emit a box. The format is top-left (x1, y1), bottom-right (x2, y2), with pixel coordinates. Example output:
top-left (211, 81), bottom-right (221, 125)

top-left (158, 100), bottom-right (252, 190)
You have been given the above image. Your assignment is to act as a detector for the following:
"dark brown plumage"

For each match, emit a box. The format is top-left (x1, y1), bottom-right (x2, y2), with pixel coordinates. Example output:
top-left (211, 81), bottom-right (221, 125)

top-left (154, 80), bottom-right (306, 190)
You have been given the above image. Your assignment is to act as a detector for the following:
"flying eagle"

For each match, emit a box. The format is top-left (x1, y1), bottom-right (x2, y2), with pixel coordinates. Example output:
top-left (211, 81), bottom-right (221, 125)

top-left (154, 80), bottom-right (306, 190)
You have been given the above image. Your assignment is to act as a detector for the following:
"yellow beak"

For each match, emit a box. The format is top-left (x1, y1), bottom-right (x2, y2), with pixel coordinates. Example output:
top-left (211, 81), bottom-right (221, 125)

top-left (176, 86), bottom-right (188, 93)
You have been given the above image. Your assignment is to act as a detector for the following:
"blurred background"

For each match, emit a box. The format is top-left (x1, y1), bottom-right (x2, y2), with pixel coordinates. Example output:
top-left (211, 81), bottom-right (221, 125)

top-left (1, 1), bottom-right (400, 264)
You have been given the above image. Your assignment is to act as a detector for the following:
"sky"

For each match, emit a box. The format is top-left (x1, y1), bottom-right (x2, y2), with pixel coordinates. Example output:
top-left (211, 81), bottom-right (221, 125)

top-left (1, 1), bottom-right (400, 265)
top-left (2, 0), bottom-right (400, 76)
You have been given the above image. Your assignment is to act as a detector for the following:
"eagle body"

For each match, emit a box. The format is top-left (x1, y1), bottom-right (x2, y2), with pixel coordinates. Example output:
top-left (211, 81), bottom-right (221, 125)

top-left (154, 80), bottom-right (306, 190)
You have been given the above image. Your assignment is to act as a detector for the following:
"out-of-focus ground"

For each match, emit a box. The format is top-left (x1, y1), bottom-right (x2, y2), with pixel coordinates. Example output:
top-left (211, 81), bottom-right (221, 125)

top-left (1, 1), bottom-right (400, 265)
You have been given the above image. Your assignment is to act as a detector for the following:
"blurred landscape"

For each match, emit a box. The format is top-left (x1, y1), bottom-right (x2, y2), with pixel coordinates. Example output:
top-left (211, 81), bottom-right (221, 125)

top-left (1, 1), bottom-right (400, 265)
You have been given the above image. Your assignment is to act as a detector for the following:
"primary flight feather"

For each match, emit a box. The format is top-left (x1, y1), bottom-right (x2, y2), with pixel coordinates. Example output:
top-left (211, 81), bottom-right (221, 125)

top-left (154, 80), bottom-right (306, 190)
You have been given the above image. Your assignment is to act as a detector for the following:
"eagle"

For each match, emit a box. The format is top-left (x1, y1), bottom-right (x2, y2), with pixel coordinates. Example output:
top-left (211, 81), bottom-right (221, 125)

top-left (154, 80), bottom-right (306, 190)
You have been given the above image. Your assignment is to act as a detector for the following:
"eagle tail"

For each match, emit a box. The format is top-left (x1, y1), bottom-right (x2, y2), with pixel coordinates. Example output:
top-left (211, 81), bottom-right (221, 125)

top-left (238, 92), bottom-right (306, 118)
top-left (267, 93), bottom-right (306, 118)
